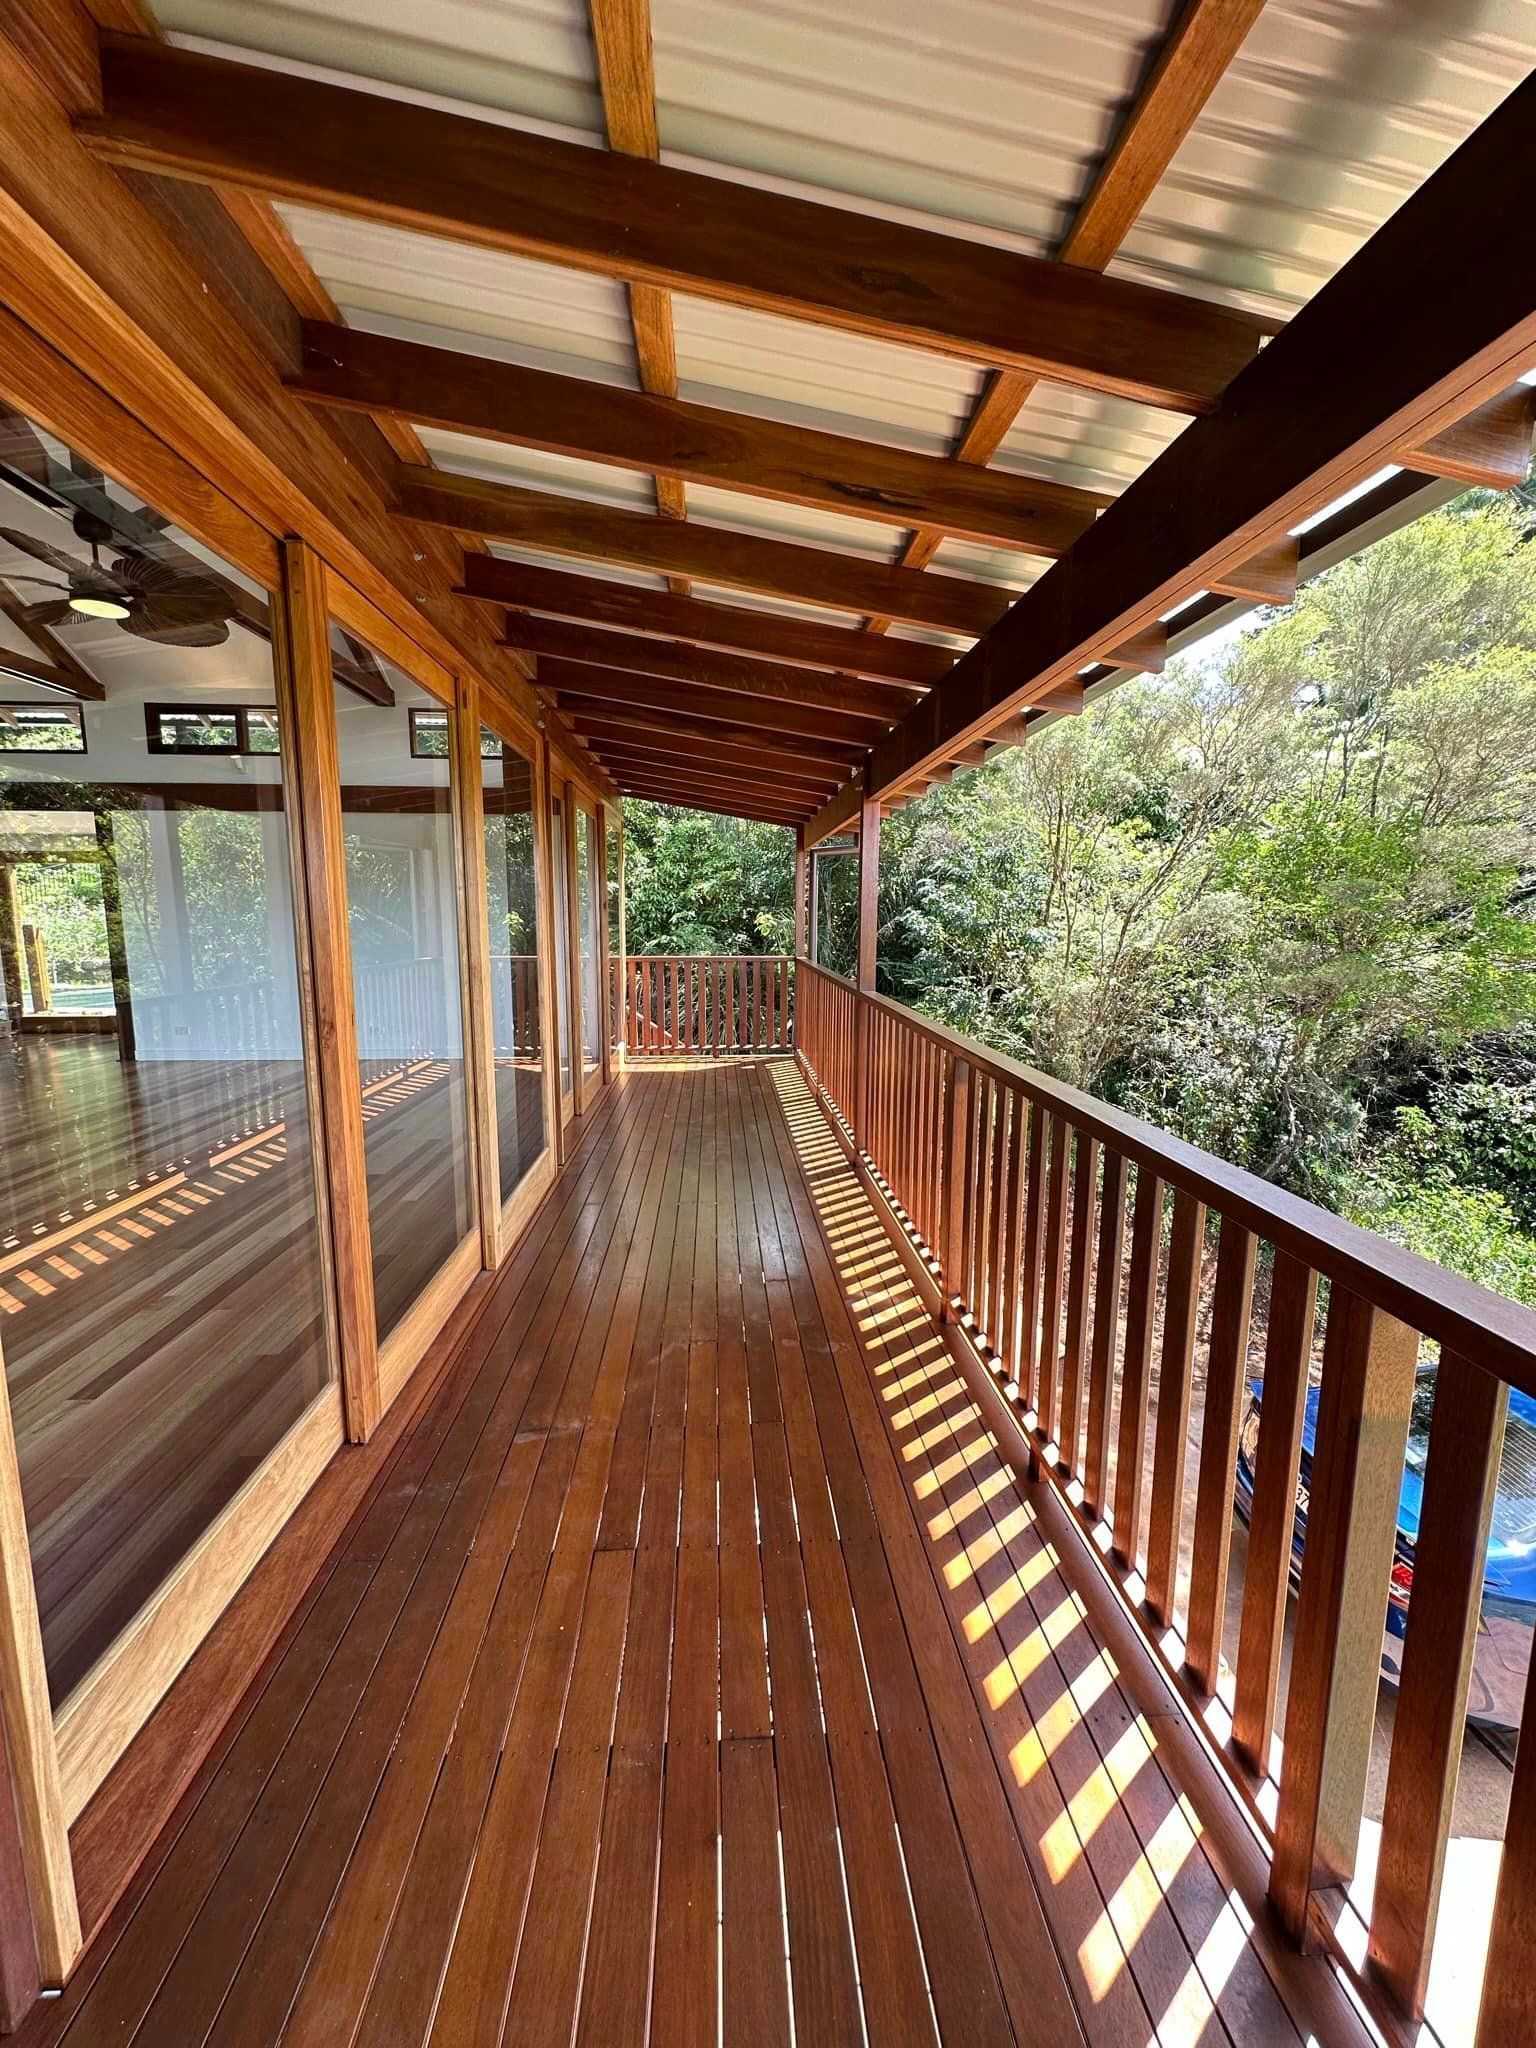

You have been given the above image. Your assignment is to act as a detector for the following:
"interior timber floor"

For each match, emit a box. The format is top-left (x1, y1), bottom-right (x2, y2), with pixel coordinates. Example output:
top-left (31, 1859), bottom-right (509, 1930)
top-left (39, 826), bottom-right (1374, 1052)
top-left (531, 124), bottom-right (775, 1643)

top-left (22, 1058), bottom-right (1351, 2048)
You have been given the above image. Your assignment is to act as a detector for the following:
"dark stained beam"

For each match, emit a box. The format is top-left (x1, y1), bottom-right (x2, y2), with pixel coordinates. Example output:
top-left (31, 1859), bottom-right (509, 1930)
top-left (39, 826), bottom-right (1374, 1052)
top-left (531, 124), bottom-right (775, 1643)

top-left (461, 555), bottom-right (955, 684)
top-left (505, 616), bottom-right (917, 719)
top-left (615, 777), bottom-right (805, 825)
top-left (538, 659), bottom-right (890, 745)
top-left (295, 321), bottom-right (1107, 556)
top-left (567, 713), bottom-right (844, 784)
top-left (0, 586), bottom-right (104, 699)
top-left (81, 35), bottom-right (1273, 415)
top-left (401, 470), bottom-right (1011, 637)
top-left (554, 694), bottom-right (864, 768)
top-left (813, 63), bottom-right (1536, 836)
top-left (0, 646), bottom-right (92, 695)
top-left (588, 740), bottom-right (839, 797)
top-left (594, 752), bottom-right (824, 806)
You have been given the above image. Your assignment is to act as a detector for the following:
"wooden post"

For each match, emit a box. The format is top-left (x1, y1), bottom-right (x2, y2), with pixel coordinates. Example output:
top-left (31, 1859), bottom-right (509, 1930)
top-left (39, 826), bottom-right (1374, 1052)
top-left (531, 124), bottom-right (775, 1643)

top-left (0, 867), bottom-right (25, 1031)
top-left (808, 846), bottom-right (821, 967)
top-left (453, 675), bottom-right (501, 1274)
top-left (0, 1323), bottom-right (80, 1991)
top-left (854, 796), bottom-right (879, 1141)
top-left (1271, 1288), bottom-right (1419, 1939)
top-left (940, 1055), bottom-right (970, 1321)
top-left (794, 826), bottom-right (807, 958)
top-left (275, 539), bottom-right (381, 1443)
top-left (530, 736), bottom-right (564, 1167)
top-left (93, 813), bottom-right (135, 1063)
top-left (614, 808), bottom-right (626, 1062)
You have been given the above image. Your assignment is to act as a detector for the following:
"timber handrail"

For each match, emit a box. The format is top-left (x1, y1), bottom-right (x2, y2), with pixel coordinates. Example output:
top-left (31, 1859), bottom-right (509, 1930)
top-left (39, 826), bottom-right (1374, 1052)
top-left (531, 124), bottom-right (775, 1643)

top-left (617, 954), bottom-right (793, 1056)
top-left (795, 954), bottom-right (1536, 2043)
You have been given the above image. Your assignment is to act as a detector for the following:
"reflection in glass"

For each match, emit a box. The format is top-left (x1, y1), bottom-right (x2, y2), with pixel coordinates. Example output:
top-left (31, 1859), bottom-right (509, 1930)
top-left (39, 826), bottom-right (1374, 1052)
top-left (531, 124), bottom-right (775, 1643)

top-left (606, 816), bottom-right (622, 1058)
top-left (0, 422), bottom-right (331, 1704)
top-left (577, 805), bottom-right (600, 1076)
top-left (551, 794), bottom-right (572, 1104)
top-left (329, 638), bottom-right (476, 1342)
top-left (482, 726), bottom-right (547, 1207)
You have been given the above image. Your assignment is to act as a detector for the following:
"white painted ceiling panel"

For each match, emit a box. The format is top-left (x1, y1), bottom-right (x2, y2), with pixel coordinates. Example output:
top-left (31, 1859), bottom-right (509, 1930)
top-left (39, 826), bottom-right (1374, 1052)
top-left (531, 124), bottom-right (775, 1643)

top-left (418, 429), bottom-right (658, 511)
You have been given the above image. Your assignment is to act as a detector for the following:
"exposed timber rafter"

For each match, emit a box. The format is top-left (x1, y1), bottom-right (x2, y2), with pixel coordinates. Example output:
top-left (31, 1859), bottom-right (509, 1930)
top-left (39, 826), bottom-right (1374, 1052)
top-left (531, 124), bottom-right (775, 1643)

top-left (77, 34), bottom-right (1274, 415)
top-left (568, 719), bottom-right (842, 788)
top-left (554, 694), bottom-right (864, 768)
top-left (802, 64), bottom-right (1536, 845)
top-left (502, 616), bottom-right (918, 719)
top-left (873, 0), bottom-right (1271, 617)
top-left (585, 0), bottom-right (691, 592)
top-left (538, 660), bottom-right (892, 745)
top-left (459, 556), bottom-right (955, 685)
top-left (292, 321), bottom-right (1108, 557)
top-left (399, 471), bottom-right (1011, 636)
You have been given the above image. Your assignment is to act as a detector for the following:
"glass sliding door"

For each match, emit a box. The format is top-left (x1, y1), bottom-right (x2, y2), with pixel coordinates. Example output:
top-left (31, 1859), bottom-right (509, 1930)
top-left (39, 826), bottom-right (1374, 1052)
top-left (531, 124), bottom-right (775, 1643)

top-left (550, 791), bottom-right (574, 1127)
top-left (326, 632), bottom-right (476, 1350)
top-left (0, 424), bottom-right (335, 1714)
top-left (575, 801), bottom-right (601, 1090)
top-left (480, 722), bottom-right (549, 1216)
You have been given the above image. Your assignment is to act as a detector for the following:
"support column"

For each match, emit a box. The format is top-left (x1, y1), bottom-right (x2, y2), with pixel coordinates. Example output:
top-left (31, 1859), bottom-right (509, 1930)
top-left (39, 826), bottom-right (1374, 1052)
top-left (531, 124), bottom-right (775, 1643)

top-left (854, 795), bottom-right (880, 1142)
top-left (275, 539), bottom-right (380, 1442)
top-left (794, 827), bottom-right (807, 959)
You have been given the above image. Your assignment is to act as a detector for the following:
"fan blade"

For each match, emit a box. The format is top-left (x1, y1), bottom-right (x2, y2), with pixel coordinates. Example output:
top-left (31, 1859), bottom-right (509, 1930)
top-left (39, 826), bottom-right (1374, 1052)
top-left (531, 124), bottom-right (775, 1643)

top-left (18, 599), bottom-right (75, 627)
top-left (120, 609), bottom-right (230, 649)
top-left (0, 526), bottom-right (84, 581)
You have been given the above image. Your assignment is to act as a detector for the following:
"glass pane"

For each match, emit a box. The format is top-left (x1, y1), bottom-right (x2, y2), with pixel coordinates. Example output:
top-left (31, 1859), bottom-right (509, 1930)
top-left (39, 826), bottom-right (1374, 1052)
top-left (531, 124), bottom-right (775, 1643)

top-left (151, 706), bottom-right (240, 751)
top-left (0, 702), bottom-right (85, 753)
top-left (577, 806), bottom-right (600, 1076)
top-left (0, 424), bottom-right (332, 1706)
top-left (606, 817), bottom-right (622, 1058)
top-left (329, 636), bottom-right (475, 1342)
top-left (551, 795), bottom-right (572, 1102)
top-left (482, 726), bottom-right (547, 1207)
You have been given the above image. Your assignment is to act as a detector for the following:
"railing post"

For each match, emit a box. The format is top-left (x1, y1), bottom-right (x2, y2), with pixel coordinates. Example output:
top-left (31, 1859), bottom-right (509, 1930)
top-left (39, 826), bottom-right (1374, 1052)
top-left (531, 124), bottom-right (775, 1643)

top-left (1271, 1288), bottom-right (1419, 1941)
top-left (794, 827), bottom-right (807, 959)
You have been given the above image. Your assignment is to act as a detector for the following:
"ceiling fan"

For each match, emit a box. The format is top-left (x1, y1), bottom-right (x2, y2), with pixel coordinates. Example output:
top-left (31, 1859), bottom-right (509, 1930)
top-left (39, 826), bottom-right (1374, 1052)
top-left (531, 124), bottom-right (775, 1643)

top-left (0, 509), bottom-right (239, 648)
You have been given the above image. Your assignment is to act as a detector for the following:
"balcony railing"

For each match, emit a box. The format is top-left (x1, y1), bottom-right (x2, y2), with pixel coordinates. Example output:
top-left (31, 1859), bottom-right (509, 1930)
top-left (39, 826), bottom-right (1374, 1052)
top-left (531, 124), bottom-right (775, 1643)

top-left (618, 954), bottom-right (794, 1056)
top-left (796, 957), bottom-right (1536, 2042)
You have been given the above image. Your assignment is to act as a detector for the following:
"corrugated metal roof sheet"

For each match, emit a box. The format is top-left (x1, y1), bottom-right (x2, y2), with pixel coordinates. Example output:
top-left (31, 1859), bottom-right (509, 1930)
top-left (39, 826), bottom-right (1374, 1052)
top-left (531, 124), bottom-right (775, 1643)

top-left (152, 0), bottom-right (1536, 809)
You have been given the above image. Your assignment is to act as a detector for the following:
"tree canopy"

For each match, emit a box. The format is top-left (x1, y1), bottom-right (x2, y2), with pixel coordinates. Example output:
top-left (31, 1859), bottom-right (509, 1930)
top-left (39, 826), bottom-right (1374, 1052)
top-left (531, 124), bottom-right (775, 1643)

top-left (623, 498), bottom-right (1536, 1296)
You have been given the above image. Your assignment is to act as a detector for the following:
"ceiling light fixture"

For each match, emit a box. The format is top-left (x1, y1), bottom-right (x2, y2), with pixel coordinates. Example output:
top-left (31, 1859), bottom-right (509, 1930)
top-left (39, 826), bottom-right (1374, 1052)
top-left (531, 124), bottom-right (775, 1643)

top-left (68, 593), bottom-right (131, 620)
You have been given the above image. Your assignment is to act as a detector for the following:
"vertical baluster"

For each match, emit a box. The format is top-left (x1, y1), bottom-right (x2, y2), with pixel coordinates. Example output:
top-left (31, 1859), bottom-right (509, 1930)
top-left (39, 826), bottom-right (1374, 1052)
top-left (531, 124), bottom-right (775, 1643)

top-left (1145, 1188), bottom-right (1209, 1625)
top-left (1083, 1150), bottom-right (1128, 1518)
top-left (1111, 1168), bottom-right (1165, 1568)
top-left (941, 1055), bottom-right (969, 1314)
top-left (1369, 1357), bottom-right (1506, 2020)
top-left (986, 1083), bottom-right (1008, 1357)
top-left (1185, 1219), bottom-right (1257, 1690)
top-left (1476, 1600), bottom-right (1536, 2045)
top-left (1271, 1290), bottom-right (1419, 1940)
top-left (1058, 1132), bottom-right (1100, 1477)
top-left (969, 1073), bottom-right (992, 1337)
top-left (1036, 1118), bottom-right (1070, 1439)
top-left (1231, 1253), bottom-right (1319, 1772)
top-left (996, 1086), bottom-right (1026, 1388)
top-left (1018, 1101), bottom-right (1049, 1405)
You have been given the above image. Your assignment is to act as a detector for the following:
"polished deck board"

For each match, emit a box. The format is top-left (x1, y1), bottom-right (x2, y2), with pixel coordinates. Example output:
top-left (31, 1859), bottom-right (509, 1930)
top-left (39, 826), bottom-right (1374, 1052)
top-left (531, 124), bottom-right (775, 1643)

top-left (18, 1060), bottom-right (1327, 2048)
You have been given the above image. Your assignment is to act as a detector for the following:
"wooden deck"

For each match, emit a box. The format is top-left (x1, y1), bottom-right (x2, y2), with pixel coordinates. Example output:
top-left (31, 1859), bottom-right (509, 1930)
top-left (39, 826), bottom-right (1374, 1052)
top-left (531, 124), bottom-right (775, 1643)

top-left (22, 1058), bottom-right (1354, 2048)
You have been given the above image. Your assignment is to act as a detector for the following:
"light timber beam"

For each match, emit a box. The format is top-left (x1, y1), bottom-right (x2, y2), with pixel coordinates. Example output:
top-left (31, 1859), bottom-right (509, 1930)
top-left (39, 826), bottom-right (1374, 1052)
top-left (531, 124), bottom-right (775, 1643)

top-left (401, 470), bottom-right (1010, 636)
top-left (538, 660), bottom-right (890, 745)
top-left (460, 555), bottom-right (955, 685)
top-left (878, 0), bottom-right (1271, 607)
top-left (552, 693), bottom-right (865, 767)
top-left (504, 616), bottom-right (918, 719)
top-left (1209, 535), bottom-right (1301, 605)
top-left (79, 35), bottom-right (1274, 416)
top-left (294, 321), bottom-right (1107, 556)
top-left (816, 65), bottom-right (1536, 827)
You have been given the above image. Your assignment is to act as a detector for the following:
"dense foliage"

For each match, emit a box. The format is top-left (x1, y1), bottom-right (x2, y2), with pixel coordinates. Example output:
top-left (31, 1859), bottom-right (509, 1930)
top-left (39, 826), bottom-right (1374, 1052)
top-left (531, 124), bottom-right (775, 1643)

top-left (624, 500), bottom-right (1536, 1296)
